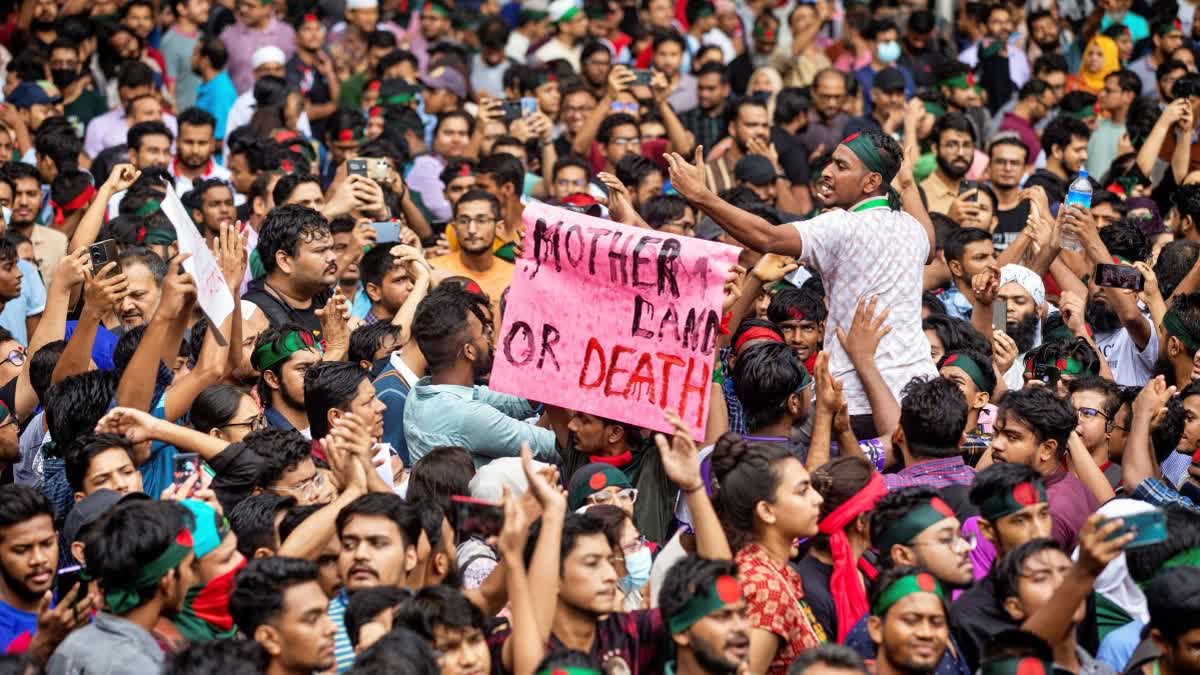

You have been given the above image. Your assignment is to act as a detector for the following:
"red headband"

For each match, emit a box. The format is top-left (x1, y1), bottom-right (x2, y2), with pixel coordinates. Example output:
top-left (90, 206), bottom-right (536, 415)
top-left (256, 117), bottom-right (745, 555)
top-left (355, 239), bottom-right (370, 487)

top-left (369, 105), bottom-right (382, 118)
top-left (458, 163), bottom-right (472, 177)
top-left (302, 12), bottom-right (318, 22)
top-left (817, 472), bottom-right (887, 641)
top-left (62, 184), bottom-right (96, 212)
top-left (734, 326), bottom-right (783, 352)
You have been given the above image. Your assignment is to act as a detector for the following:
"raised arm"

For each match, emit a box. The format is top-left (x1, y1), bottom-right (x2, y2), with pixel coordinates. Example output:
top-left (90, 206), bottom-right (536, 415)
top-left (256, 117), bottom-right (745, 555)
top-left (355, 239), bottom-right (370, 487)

top-left (116, 256), bottom-right (196, 412)
top-left (16, 251), bottom-right (89, 420)
top-left (836, 295), bottom-right (900, 439)
top-left (69, 164), bottom-right (141, 252)
top-left (1121, 377), bottom-right (1175, 492)
top-left (656, 410), bottom-right (732, 560)
top-left (95, 406), bottom-right (231, 462)
top-left (51, 261), bottom-right (128, 386)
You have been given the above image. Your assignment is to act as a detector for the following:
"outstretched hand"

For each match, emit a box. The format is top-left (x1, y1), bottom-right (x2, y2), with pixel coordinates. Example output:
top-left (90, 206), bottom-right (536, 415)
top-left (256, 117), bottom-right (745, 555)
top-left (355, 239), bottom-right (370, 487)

top-left (664, 146), bottom-right (711, 203)
top-left (654, 410), bottom-right (703, 493)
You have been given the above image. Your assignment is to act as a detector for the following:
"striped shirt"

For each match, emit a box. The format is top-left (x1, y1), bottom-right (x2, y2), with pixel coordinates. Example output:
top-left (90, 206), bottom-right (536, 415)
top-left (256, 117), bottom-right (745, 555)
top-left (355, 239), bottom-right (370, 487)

top-left (883, 456), bottom-right (976, 490)
top-left (329, 590), bottom-right (354, 672)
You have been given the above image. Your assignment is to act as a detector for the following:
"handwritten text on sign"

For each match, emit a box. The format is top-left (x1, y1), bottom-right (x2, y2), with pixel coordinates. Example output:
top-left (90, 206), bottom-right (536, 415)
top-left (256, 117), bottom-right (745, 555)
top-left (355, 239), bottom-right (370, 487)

top-left (489, 202), bottom-right (739, 437)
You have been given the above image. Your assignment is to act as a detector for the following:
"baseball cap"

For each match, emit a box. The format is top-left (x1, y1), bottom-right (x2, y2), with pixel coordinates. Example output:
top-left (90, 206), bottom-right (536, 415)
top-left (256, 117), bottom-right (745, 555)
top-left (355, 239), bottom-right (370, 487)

top-left (420, 65), bottom-right (467, 99)
top-left (251, 46), bottom-right (287, 70)
top-left (874, 67), bottom-right (907, 93)
top-left (9, 81), bottom-right (63, 108)
top-left (63, 489), bottom-right (150, 546)
top-left (734, 154), bottom-right (778, 186)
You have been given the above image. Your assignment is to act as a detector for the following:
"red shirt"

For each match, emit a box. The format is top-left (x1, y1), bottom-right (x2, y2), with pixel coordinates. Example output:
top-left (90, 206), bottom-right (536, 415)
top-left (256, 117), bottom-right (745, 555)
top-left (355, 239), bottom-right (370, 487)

top-left (737, 543), bottom-right (827, 675)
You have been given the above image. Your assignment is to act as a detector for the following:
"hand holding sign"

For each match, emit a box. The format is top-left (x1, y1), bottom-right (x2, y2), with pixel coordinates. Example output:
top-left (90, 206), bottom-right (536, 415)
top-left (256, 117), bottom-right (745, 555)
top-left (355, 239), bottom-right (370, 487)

top-left (161, 185), bottom-right (235, 344)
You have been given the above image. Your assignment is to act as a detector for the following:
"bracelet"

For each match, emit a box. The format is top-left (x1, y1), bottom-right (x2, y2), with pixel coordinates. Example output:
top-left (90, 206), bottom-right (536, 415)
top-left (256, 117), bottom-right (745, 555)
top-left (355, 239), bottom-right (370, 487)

top-left (682, 482), bottom-right (705, 494)
top-left (712, 360), bottom-right (725, 385)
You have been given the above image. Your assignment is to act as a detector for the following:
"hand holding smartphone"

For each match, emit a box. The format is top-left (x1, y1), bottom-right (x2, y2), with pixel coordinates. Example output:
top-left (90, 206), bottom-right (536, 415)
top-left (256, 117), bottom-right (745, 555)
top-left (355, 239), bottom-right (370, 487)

top-left (452, 495), bottom-right (504, 542)
top-left (1094, 263), bottom-right (1145, 292)
top-left (173, 453), bottom-right (200, 496)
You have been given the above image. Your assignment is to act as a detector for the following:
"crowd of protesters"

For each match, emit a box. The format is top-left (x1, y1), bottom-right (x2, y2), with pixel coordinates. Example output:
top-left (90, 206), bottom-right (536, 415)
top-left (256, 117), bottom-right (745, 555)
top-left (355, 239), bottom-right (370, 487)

top-left (0, 0), bottom-right (1199, 673)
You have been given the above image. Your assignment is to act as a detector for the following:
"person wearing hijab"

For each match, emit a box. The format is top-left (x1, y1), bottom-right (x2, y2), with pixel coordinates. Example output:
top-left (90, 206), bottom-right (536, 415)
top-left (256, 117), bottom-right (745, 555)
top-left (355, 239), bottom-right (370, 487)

top-left (1069, 35), bottom-right (1120, 95)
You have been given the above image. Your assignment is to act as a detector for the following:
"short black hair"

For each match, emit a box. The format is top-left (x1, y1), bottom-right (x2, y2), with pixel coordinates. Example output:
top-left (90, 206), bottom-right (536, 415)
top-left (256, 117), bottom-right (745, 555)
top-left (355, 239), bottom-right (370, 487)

top-left (412, 286), bottom-right (491, 373)
top-left (476, 152), bottom-right (524, 195)
top-left (0, 484), bottom-right (54, 537)
top-left (774, 87), bottom-right (809, 126)
top-left (732, 340), bottom-right (809, 432)
top-left (349, 321), bottom-right (402, 366)
top-left (899, 377), bottom-right (969, 459)
top-left (789, 644), bottom-right (868, 675)
top-left (35, 121), bottom-right (82, 171)
top-left (128, 120), bottom-right (174, 150)
top-left (1067, 376), bottom-right (1122, 419)
top-left (615, 154), bottom-right (660, 191)
top-left (335, 492), bottom-right (420, 551)
top-left (995, 386), bottom-right (1075, 452)
top-left (406, 446), bottom-right (475, 517)
top-left (85, 500), bottom-right (194, 611)
top-left (1042, 115), bottom-right (1090, 157)
top-left (932, 111), bottom-right (977, 145)
top-left (273, 173), bottom-right (322, 206)
top-left (1032, 54), bottom-right (1068, 77)
top-left (643, 194), bottom-right (691, 229)
top-left (393, 585), bottom-right (485, 641)
top-left (994, 538), bottom-right (1063, 607)
top-left (767, 287), bottom-right (827, 325)
top-left (1155, 240), bottom-right (1200, 299)
top-left (453, 187), bottom-right (502, 221)
top-left (228, 493), bottom-right (296, 559)
top-left (43, 370), bottom-right (119, 458)
top-left (250, 428), bottom-right (314, 490)
top-left (256, 204), bottom-right (331, 275)
top-left (1099, 219), bottom-right (1149, 263)
top-left (63, 433), bottom-right (137, 494)
top-left (229, 556), bottom-right (320, 633)
top-left (351, 626), bottom-right (439, 674)
top-left (988, 136), bottom-right (1030, 163)
top-left (28, 340), bottom-right (65, 405)
top-left (164, 639), bottom-right (269, 675)
top-left (1126, 505), bottom-right (1200, 583)
top-left (1146, 566), bottom-right (1200, 644)
top-left (303, 361), bottom-right (369, 441)
top-left (969, 463), bottom-right (1043, 522)
top-left (177, 106), bottom-right (217, 133)
top-left (597, 113), bottom-right (639, 145)
top-left (943, 227), bottom-right (993, 266)
top-left (344, 586), bottom-right (412, 648)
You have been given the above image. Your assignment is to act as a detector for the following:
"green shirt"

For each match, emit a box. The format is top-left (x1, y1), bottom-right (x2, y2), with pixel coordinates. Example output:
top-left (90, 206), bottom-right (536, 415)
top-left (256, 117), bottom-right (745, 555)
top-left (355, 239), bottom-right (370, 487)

top-left (65, 87), bottom-right (109, 133)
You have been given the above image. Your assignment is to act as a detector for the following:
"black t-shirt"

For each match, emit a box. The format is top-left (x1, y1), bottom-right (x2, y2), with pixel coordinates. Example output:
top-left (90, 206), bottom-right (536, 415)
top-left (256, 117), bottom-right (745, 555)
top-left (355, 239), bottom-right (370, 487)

top-left (771, 126), bottom-right (812, 186)
top-left (487, 609), bottom-right (668, 675)
top-left (950, 575), bottom-right (1017, 671)
top-left (993, 200), bottom-right (1031, 251)
top-left (287, 54), bottom-right (333, 141)
top-left (793, 555), bottom-right (837, 640)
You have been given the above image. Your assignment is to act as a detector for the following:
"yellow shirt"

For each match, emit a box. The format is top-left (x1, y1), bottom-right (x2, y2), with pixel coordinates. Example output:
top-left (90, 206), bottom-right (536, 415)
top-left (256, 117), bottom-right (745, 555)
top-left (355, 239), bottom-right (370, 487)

top-left (429, 254), bottom-right (514, 320)
top-left (919, 171), bottom-right (960, 217)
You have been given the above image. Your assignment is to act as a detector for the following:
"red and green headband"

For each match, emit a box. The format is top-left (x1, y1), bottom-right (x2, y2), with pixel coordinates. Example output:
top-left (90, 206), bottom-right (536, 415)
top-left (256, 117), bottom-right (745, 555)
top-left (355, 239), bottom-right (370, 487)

top-left (252, 330), bottom-right (321, 371)
top-left (874, 497), bottom-right (955, 553)
top-left (1155, 19), bottom-right (1184, 35)
top-left (1024, 355), bottom-right (1084, 377)
top-left (983, 657), bottom-right (1054, 675)
top-left (871, 571), bottom-right (945, 617)
top-left (98, 528), bottom-right (194, 614)
top-left (939, 72), bottom-right (981, 92)
top-left (979, 479), bottom-right (1046, 522)
top-left (667, 575), bottom-right (743, 633)
top-left (536, 668), bottom-right (601, 675)
top-left (940, 352), bottom-right (990, 393)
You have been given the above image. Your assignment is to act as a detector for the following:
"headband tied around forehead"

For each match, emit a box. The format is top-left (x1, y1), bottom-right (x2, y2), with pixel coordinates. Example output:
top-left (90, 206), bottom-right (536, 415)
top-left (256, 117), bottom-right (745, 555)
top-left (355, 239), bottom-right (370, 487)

top-left (1024, 354), bottom-right (1084, 377)
top-left (841, 133), bottom-right (901, 210)
top-left (871, 571), bottom-right (945, 617)
top-left (252, 330), bottom-right (322, 371)
top-left (978, 479), bottom-right (1047, 522)
top-left (536, 668), bottom-right (602, 675)
top-left (939, 72), bottom-right (981, 92)
top-left (817, 472), bottom-right (887, 642)
top-left (733, 326), bottom-right (782, 352)
top-left (1164, 308), bottom-right (1200, 354)
top-left (940, 352), bottom-right (989, 393)
top-left (874, 497), bottom-right (955, 554)
top-left (982, 656), bottom-right (1054, 675)
top-left (667, 575), bottom-right (743, 634)
top-left (133, 198), bottom-right (161, 218)
top-left (94, 528), bottom-right (194, 614)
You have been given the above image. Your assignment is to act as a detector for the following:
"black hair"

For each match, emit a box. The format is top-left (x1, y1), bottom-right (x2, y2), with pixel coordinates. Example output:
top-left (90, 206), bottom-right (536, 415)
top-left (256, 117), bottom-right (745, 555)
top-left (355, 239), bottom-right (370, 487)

top-left (1067, 376), bottom-right (1122, 419)
top-left (932, 111), bottom-right (977, 145)
top-left (732, 341), bottom-right (809, 432)
top-left (696, 61), bottom-right (730, 83)
top-left (453, 187), bottom-right (502, 221)
top-left (407, 446), bottom-right (475, 517)
top-left (994, 538), bottom-right (1064, 608)
top-left (50, 169), bottom-right (94, 211)
top-left (899, 377), bottom-right (969, 458)
top-left (228, 493), bottom-right (296, 559)
top-left (1126, 505), bottom-right (1200, 583)
top-left (303, 361), bottom-right (369, 441)
top-left (922, 291), bottom-right (947, 317)
top-left (349, 322), bottom-right (402, 366)
top-left (730, 318), bottom-right (784, 352)
top-left (252, 323), bottom-right (315, 405)
top-left (1111, 69), bottom-right (1143, 95)
top-left (869, 564), bottom-right (947, 618)
top-left (255, 204), bottom-right (330, 275)
top-left (0, 485), bottom-right (54, 536)
top-left (229, 556), bottom-right (320, 633)
top-left (1032, 54), bottom-right (1068, 77)
top-left (476, 152), bottom-right (525, 196)
top-left (272, 173), bottom-right (322, 207)
top-left (768, 287), bottom-right (828, 326)
top-left (194, 34), bottom-right (228, 71)
top-left (988, 136), bottom-right (1031, 163)
top-left (969, 463), bottom-right (1043, 521)
top-left (344, 585), bottom-right (412, 648)
top-left (435, 110), bottom-right (474, 138)
top-left (63, 432), bottom-right (137, 494)
top-left (552, 154), bottom-right (591, 182)
top-left (190, 383), bottom-right (249, 432)
top-left (28, 339), bottom-right (65, 405)
top-left (85, 500), bottom-right (194, 611)
top-left (995, 387), bottom-right (1076, 453)
top-left (710, 433), bottom-right (794, 549)
top-left (870, 486), bottom-right (939, 560)
top-left (1099, 219), bottom-right (1149, 263)
top-left (943, 227), bottom-right (993, 266)
top-left (1170, 185), bottom-right (1200, 232)
top-left (277, 504), bottom-right (322, 544)
top-left (1146, 566), bottom-right (1200, 644)
top-left (177, 106), bottom-right (217, 133)
top-left (774, 87), bottom-right (809, 126)
top-left (35, 122), bottom-right (82, 172)
top-left (43, 370), bottom-right (119, 458)
top-left (128, 120), bottom-right (174, 150)
top-left (360, 245), bottom-right (403, 292)
top-left (981, 629), bottom-right (1055, 664)
top-left (348, 627), bottom-right (439, 674)
top-left (658, 555), bottom-right (741, 634)
top-left (1042, 115), bottom-right (1090, 157)
top-left (393, 585), bottom-right (485, 639)
top-left (412, 285), bottom-right (491, 373)
top-left (597, 113), bottom-right (639, 145)
top-left (1058, 91), bottom-right (1097, 117)
top-left (439, 158), bottom-right (476, 187)
top-left (810, 456), bottom-right (876, 552)
top-left (922, 315), bottom-right (992, 356)
top-left (939, 348), bottom-right (997, 398)
top-left (116, 60), bottom-right (156, 90)
top-left (789, 644), bottom-right (868, 674)
top-left (165, 639), bottom-right (268, 674)
top-left (335, 492), bottom-right (420, 550)
top-left (615, 154), bottom-right (660, 191)
top-left (643, 194), bottom-right (691, 229)
top-left (250, 428), bottom-right (314, 490)
top-left (1017, 78), bottom-right (1049, 102)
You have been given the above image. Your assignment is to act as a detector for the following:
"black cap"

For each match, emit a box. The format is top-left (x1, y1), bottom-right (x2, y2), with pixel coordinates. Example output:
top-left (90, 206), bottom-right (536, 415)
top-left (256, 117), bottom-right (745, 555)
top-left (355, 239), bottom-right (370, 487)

top-left (874, 67), bottom-right (907, 93)
top-left (63, 489), bottom-right (149, 546)
top-left (734, 154), bottom-right (779, 186)
top-left (908, 9), bottom-right (935, 34)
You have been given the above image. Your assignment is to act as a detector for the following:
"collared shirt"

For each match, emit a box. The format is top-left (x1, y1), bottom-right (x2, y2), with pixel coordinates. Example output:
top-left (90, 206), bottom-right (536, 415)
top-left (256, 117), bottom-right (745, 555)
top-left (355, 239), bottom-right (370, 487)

top-left (1069, 644), bottom-right (1119, 675)
top-left (1162, 451), bottom-right (1191, 489)
top-left (736, 543), bottom-right (826, 675)
top-left (402, 376), bottom-right (558, 467)
top-left (680, 106), bottom-right (726, 154)
top-left (938, 284), bottom-right (974, 321)
top-left (170, 158), bottom-right (232, 198)
top-left (799, 112), bottom-right (850, 155)
top-left (328, 590), bottom-right (353, 673)
top-left (46, 612), bottom-right (165, 675)
top-left (1045, 465), bottom-right (1100, 550)
top-left (83, 110), bottom-right (179, 159)
top-left (1132, 476), bottom-right (1197, 510)
top-left (194, 71), bottom-right (238, 140)
top-left (883, 455), bottom-right (976, 490)
top-left (792, 197), bottom-right (936, 415)
top-left (919, 171), bottom-right (960, 215)
top-left (219, 18), bottom-right (296, 93)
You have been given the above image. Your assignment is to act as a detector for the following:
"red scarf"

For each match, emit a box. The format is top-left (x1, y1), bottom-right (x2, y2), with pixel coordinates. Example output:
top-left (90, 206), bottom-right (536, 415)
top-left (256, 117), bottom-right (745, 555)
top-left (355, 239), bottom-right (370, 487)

top-left (816, 472), bottom-right (887, 641)
top-left (588, 449), bottom-right (633, 467)
top-left (189, 559), bottom-right (245, 631)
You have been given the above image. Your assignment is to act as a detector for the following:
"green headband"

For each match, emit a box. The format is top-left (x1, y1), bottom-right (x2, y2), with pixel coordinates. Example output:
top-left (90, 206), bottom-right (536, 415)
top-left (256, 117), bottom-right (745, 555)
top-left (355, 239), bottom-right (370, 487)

top-left (871, 572), bottom-right (945, 616)
top-left (98, 528), bottom-right (194, 614)
top-left (1024, 355), bottom-right (1085, 377)
top-left (1164, 309), bottom-right (1200, 354)
top-left (1162, 547), bottom-right (1200, 572)
top-left (252, 330), bottom-right (321, 371)
top-left (133, 199), bottom-right (162, 218)
top-left (668, 575), bottom-right (743, 634)
top-left (841, 132), bottom-right (901, 209)
top-left (536, 668), bottom-right (601, 675)
top-left (143, 227), bottom-right (177, 245)
top-left (982, 657), bottom-right (1054, 675)
top-left (978, 479), bottom-right (1047, 522)
top-left (939, 72), bottom-right (981, 92)
top-left (555, 5), bottom-right (580, 22)
top-left (1155, 19), bottom-right (1183, 36)
top-left (940, 352), bottom-right (989, 393)
top-left (875, 497), bottom-right (955, 553)
top-left (426, 1), bottom-right (450, 17)
top-left (923, 101), bottom-right (947, 117)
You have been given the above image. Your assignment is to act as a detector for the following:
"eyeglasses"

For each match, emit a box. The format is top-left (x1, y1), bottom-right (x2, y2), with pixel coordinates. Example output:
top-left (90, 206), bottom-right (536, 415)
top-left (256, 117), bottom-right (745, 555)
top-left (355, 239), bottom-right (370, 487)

top-left (586, 488), bottom-right (638, 507)
top-left (3, 349), bottom-right (24, 367)
top-left (610, 102), bottom-right (638, 114)
top-left (271, 471), bottom-right (327, 501)
top-left (618, 535), bottom-right (648, 557)
top-left (556, 178), bottom-right (588, 190)
top-left (224, 414), bottom-right (267, 431)
top-left (609, 136), bottom-right (641, 147)
top-left (913, 531), bottom-right (977, 553)
top-left (453, 216), bottom-right (496, 228)
top-left (1076, 407), bottom-right (1110, 421)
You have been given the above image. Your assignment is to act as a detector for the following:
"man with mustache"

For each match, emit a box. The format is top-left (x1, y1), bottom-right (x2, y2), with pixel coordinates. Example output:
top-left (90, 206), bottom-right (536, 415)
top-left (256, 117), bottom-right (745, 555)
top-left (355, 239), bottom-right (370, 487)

top-left (800, 69), bottom-right (851, 155)
top-left (703, 98), bottom-right (772, 196)
top-left (230, 556), bottom-right (338, 675)
top-left (244, 204), bottom-right (337, 333)
top-left (660, 556), bottom-right (751, 675)
top-left (920, 113), bottom-right (978, 215)
top-left (970, 264), bottom-right (1045, 391)
top-left (866, 567), bottom-right (951, 675)
top-left (430, 190), bottom-right (514, 324)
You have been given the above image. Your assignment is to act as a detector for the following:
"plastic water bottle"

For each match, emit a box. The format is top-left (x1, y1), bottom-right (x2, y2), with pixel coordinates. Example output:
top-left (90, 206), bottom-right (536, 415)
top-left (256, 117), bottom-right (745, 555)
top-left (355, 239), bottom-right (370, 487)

top-left (1060, 169), bottom-right (1092, 252)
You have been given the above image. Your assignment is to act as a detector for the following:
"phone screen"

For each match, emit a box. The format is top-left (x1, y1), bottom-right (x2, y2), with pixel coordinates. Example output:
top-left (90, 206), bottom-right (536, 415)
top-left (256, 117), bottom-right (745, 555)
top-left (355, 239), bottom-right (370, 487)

top-left (992, 300), bottom-right (1007, 333)
top-left (173, 453), bottom-right (200, 493)
top-left (452, 495), bottom-right (504, 541)
top-left (1094, 263), bottom-right (1145, 291)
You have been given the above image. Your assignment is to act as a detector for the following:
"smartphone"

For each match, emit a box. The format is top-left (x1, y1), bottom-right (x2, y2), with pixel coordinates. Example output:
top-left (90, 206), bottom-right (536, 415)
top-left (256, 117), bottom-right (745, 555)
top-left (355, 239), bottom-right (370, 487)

top-left (992, 299), bottom-right (1007, 333)
top-left (1106, 509), bottom-right (1167, 548)
top-left (959, 179), bottom-right (979, 201)
top-left (347, 158), bottom-right (368, 177)
top-left (451, 495), bottom-right (504, 541)
top-left (366, 158), bottom-right (390, 182)
top-left (520, 96), bottom-right (538, 117)
top-left (89, 239), bottom-right (120, 276)
top-left (1094, 263), bottom-right (1145, 291)
top-left (173, 453), bottom-right (200, 493)
top-left (500, 99), bottom-right (525, 122)
top-left (632, 69), bottom-right (653, 86)
top-left (370, 220), bottom-right (402, 243)
top-left (55, 565), bottom-right (90, 610)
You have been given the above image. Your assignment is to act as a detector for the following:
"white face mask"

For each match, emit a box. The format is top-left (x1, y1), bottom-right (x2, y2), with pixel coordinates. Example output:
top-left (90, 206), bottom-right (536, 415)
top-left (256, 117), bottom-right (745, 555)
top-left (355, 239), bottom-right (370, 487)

top-left (877, 40), bottom-right (901, 63)
top-left (619, 546), bottom-right (652, 592)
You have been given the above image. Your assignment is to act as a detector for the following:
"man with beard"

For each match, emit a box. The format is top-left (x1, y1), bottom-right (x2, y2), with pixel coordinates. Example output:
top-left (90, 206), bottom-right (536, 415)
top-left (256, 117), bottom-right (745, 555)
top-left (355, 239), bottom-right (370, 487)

top-left (171, 109), bottom-right (231, 198)
top-left (659, 556), bottom-right (751, 675)
top-left (935, 62), bottom-right (989, 143)
top-left (997, 80), bottom-right (1054, 168)
top-left (1088, 70), bottom-right (1140, 178)
top-left (1025, 116), bottom-right (1090, 207)
top-left (1131, 20), bottom-right (1186, 100)
top-left (0, 485), bottom-right (84, 657)
top-left (971, 263), bottom-right (1044, 391)
top-left (253, 325), bottom-right (324, 434)
top-left (668, 129), bottom-right (935, 440)
top-left (405, 285), bottom-right (565, 465)
top-left (704, 98), bottom-right (771, 197)
top-left (989, 387), bottom-right (1099, 549)
top-left (1073, 219), bottom-right (1156, 385)
top-left (679, 63), bottom-right (731, 158)
top-left (0, 162), bottom-right (66, 282)
top-left (986, 138), bottom-right (1033, 250)
top-left (1158, 291), bottom-right (1200, 387)
top-left (800, 69), bottom-right (850, 156)
top-left (920, 113), bottom-right (977, 215)
top-left (429, 190), bottom-right (514, 323)
top-left (866, 567), bottom-right (951, 675)
top-left (244, 205), bottom-right (337, 333)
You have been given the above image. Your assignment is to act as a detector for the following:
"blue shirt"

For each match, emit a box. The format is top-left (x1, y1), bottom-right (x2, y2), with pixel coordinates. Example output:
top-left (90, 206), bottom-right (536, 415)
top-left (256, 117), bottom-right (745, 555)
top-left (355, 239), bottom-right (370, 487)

top-left (138, 396), bottom-right (177, 499)
top-left (939, 284), bottom-right (974, 322)
top-left (329, 590), bottom-right (353, 672)
top-left (855, 64), bottom-right (916, 115)
top-left (0, 260), bottom-right (46, 346)
top-left (63, 320), bottom-right (119, 371)
top-left (195, 71), bottom-right (239, 140)
top-left (1097, 620), bottom-right (1143, 671)
top-left (373, 367), bottom-right (412, 467)
top-left (0, 599), bottom-right (37, 653)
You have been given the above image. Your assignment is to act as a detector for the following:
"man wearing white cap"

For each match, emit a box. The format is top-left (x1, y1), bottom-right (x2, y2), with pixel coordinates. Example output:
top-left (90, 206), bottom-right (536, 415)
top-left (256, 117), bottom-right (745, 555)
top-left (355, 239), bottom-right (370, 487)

top-left (225, 47), bottom-right (314, 139)
top-left (970, 263), bottom-right (1046, 391)
top-left (534, 0), bottom-right (590, 71)
top-left (506, 0), bottom-right (550, 62)
top-left (219, 0), bottom-right (296, 93)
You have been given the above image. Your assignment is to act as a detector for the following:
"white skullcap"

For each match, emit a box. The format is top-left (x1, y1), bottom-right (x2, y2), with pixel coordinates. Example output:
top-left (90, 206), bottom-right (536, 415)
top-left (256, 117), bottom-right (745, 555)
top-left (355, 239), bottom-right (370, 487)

top-left (999, 264), bottom-right (1045, 307)
top-left (346, 0), bottom-right (378, 10)
top-left (251, 46), bottom-right (286, 69)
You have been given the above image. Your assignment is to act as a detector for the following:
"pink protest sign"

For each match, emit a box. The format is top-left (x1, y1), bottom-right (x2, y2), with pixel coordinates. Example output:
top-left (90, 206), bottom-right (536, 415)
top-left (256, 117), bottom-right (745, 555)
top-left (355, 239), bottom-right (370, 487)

top-left (489, 202), bottom-right (740, 437)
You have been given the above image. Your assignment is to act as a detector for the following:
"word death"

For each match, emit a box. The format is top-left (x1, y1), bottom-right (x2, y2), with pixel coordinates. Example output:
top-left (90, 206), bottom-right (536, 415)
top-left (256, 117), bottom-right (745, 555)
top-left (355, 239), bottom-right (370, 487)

top-left (489, 202), bottom-right (739, 437)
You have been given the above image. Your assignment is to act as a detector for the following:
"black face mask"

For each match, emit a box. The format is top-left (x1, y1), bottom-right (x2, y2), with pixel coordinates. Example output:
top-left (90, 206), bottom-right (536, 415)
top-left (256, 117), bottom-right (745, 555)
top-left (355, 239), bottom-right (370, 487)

top-left (50, 68), bottom-right (77, 89)
top-left (30, 18), bottom-right (56, 33)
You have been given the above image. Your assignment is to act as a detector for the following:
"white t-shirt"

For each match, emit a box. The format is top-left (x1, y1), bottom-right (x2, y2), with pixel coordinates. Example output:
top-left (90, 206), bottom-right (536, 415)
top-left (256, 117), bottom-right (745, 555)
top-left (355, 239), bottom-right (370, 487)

top-left (792, 197), bottom-right (937, 415)
top-left (1095, 314), bottom-right (1158, 386)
